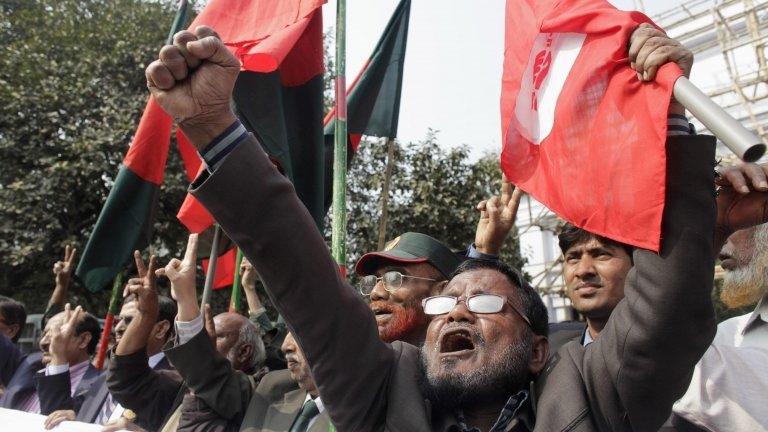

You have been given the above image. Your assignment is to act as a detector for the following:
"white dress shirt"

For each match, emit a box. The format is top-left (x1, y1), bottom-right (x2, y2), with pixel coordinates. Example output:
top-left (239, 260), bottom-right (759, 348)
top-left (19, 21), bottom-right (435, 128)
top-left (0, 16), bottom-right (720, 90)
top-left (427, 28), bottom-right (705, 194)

top-left (303, 394), bottom-right (325, 430)
top-left (673, 295), bottom-right (768, 431)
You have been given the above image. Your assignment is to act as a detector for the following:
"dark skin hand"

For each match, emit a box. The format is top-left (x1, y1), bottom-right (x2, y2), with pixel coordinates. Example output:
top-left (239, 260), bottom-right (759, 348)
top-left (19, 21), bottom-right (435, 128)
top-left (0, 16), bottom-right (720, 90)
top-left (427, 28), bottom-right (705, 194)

top-left (715, 162), bottom-right (768, 253)
top-left (115, 251), bottom-right (158, 356)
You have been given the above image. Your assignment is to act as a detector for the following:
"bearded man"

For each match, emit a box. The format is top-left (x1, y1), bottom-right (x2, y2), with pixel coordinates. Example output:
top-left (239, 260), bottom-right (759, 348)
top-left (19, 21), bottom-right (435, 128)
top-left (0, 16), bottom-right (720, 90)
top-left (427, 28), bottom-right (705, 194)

top-left (147, 22), bottom-right (735, 430)
top-left (671, 222), bottom-right (768, 431)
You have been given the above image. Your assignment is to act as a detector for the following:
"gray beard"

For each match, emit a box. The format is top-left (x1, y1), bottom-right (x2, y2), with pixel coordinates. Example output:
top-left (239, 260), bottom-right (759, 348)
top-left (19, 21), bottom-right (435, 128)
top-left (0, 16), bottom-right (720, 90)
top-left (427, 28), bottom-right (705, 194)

top-left (418, 330), bottom-right (533, 412)
top-left (722, 248), bottom-right (768, 309)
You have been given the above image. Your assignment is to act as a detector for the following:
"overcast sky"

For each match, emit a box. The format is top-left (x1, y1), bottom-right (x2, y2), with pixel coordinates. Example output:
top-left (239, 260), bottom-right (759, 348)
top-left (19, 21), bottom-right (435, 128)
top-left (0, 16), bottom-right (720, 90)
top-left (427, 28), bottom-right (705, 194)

top-left (321, 0), bottom-right (687, 158)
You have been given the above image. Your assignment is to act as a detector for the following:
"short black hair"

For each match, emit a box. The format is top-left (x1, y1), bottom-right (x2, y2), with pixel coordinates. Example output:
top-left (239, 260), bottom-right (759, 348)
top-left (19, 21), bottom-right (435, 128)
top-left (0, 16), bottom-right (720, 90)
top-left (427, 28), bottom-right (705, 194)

top-left (451, 259), bottom-right (549, 337)
top-left (0, 296), bottom-right (27, 343)
top-left (157, 295), bottom-right (177, 341)
top-left (76, 313), bottom-right (101, 355)
top-left (558, 223), bottom-right (634, 259)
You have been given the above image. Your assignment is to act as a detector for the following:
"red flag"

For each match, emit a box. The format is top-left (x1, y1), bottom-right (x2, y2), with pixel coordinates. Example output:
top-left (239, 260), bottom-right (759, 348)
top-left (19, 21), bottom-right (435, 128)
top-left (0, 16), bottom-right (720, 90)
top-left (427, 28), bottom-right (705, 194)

top-left (201, 247), bottom-right (237, 290)
top-left (176, 130), bottom-right (215, 233)
top-left (176, 0), bottom-right (326, 233)
top-left (501, 0), bottom-right (681, 251)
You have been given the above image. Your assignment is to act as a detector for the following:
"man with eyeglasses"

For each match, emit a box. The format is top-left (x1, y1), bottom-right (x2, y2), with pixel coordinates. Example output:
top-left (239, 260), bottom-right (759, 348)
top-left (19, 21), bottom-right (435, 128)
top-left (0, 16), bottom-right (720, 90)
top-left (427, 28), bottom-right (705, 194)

top-left (147, 25), bottom-right (717, 431)
top-left (356, 183), bottom-right (523, 346)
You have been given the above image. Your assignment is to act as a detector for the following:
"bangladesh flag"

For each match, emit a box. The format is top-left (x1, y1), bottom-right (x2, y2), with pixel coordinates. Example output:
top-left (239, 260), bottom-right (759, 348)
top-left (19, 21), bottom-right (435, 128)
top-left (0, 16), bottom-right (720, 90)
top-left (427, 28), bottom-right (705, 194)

top-left (76, 4), bottom-right (189, 292)
top-left (176, 0), bottom-right (327, 230)
top-left (323, 0), bottom-right (411, 208)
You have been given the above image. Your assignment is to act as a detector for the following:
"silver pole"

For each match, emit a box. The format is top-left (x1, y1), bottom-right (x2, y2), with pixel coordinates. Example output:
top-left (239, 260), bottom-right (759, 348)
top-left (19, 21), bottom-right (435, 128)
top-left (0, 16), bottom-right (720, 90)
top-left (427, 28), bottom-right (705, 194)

top-left (673, 76), bottom-right (765, 162)
top-left (200, 224), bottom-right (222, 307)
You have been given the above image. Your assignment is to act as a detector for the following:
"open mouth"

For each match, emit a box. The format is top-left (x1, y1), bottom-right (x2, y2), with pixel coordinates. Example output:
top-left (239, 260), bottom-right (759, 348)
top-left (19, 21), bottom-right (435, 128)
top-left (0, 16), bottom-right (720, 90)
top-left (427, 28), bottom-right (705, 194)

top-left (370, 303), bottom-right (394, 319)
top-left (439, 328), bottom-right (476, 353)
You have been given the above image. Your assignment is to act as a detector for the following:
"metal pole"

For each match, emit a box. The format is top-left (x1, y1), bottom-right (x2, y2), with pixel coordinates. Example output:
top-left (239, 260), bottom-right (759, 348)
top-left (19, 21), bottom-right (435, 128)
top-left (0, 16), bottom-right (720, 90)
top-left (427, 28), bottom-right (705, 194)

top-left (673, 76), bottom-right (766, 161)
top-left (229, 248), bottom-right (244, 313)
top-left (94, 272), bottom-right (124, 370)
top-left (201, 224), bottom-right (221, 307)
top-left (331, 0), bottom-right (348, 277)
top-left (167, 0), bottom-right (188, 44)
top-left (377, 138), bottom-right (396, 250)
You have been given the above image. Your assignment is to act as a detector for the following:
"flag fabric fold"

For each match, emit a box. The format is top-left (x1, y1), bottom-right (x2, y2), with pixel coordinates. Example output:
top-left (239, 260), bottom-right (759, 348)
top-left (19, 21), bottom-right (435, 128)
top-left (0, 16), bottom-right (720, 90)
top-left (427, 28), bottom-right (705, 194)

top-left (323, 0), bottom-right (411, 209)
top-left (76, 98), bottom-right (172, 292)
top-left (500, 0), bottom-right (681, 251)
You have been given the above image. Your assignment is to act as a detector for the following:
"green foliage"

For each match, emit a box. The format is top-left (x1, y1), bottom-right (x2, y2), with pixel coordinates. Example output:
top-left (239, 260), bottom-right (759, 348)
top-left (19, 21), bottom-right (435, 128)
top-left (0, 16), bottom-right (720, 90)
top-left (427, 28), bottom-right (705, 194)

top-left (0, 0), bottom-right (190, 314)
top-left (336, 131), bottom-right (526, 277)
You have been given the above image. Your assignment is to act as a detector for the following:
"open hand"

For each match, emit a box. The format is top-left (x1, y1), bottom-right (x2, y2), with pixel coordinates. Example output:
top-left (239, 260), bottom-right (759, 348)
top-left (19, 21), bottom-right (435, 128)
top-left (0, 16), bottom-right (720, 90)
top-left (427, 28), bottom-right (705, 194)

top-left (146, 26), bottom-right (239, 146)
top-left (52, 245), bottom-right (77, 288)
top-left (49, 303), bottom-right (83, 366)
top-left (474, 176), bottom-right (524, 256)
top-left (44, 409), bottom-right (75, 430)
top-left (716, 162), bottom-right (768, 235)
top-left (124, 251), bottom-right (159, 318)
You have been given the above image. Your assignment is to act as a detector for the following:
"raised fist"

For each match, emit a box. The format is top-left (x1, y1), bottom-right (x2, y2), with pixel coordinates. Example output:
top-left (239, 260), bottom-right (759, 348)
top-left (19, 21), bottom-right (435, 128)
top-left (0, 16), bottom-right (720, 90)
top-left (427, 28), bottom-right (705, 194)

top-left (146, 26), bottom-right (240, 146)
top-left (716, 162), bottom-right (768, 235)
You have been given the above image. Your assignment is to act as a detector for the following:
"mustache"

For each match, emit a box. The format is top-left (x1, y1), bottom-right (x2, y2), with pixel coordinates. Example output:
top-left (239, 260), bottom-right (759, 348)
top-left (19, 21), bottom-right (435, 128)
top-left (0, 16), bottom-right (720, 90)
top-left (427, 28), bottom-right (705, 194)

top-left (369, 301), bottom-right (405, 313)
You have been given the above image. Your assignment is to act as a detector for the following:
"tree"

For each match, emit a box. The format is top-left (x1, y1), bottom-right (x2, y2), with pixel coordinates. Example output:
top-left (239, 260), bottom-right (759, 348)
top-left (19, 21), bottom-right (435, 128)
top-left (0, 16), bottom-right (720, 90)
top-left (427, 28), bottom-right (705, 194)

top-left (0, 0), bottom-right (190, 314)
top-left (338, 131), bottom-right (526, 279)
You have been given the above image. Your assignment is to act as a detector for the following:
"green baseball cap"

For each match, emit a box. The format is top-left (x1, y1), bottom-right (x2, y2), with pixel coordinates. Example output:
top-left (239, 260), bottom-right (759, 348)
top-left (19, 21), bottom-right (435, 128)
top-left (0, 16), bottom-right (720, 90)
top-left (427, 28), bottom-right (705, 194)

top-left (355, 232), bottom-right (462, 279)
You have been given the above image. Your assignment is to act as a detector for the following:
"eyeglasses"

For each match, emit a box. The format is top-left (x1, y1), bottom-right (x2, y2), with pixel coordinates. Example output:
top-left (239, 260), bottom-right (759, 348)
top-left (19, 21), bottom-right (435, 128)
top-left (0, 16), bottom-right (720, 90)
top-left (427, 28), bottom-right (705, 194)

top-left (359, 271), bottom-right (437, 295)
top-left (421, 294), bottom-right (532, 327)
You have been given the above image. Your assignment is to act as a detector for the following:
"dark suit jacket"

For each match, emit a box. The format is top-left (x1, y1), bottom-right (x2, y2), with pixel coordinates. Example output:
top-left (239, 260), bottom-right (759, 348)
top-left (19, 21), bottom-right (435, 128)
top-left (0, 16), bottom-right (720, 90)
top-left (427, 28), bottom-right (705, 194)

top-left (191, 133), bottom-right (717, 431)
top-left (0, 333), bottom-right (23, 388)
top-left (0, 351), bottom-right (42, 410)
top-left (107, 348), bottom-right (184, 431)
top-left (166, 331), bottom-right (331, 432)
top-left (77, 354), bottom-right (173, 424)
top-left (34, 362), bottom-right (103, 415)
top-left (548, 320), bottom-right (587, 351)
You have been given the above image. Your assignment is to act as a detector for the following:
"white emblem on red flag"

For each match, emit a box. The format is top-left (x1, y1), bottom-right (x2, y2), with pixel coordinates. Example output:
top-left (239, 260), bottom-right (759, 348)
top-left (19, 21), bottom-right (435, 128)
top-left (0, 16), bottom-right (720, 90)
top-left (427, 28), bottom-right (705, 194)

top-left (514, 32), bottom-right (586, 144)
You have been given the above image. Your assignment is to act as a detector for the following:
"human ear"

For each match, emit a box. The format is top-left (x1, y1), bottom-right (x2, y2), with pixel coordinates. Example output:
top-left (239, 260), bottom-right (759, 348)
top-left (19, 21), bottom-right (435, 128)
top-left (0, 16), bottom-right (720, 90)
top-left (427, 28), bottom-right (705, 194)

top-left (527, 335), bottom-right (549, 375)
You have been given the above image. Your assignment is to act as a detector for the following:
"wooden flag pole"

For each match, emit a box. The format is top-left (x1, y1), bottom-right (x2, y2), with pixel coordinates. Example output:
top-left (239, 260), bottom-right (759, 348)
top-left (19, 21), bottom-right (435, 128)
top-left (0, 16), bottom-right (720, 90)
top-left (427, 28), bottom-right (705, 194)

top-left (229, 248), bottom-right (244, 313)
top-left (331, 0), bottom-right (348, 277)
top-left (377, 138), bottom-right (396, 250)
top-left (94, 272), bottom-right (124, 370)
top-left (201, 224), bottom-right (221, 307)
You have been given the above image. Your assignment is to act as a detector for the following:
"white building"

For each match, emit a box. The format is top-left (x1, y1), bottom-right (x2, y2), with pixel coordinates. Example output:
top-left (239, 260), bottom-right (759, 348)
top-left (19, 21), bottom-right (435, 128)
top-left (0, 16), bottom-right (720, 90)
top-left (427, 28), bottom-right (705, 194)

top-left (517, 0), bottom-right (768, 321)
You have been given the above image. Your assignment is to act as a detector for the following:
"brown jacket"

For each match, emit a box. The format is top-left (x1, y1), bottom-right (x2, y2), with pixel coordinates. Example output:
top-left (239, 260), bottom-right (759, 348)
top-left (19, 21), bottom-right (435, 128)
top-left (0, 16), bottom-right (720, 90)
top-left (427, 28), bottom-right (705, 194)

top-left (191, 133), bottom-right (717, 431)
top-left (166, 329), bottom-right (332, 432)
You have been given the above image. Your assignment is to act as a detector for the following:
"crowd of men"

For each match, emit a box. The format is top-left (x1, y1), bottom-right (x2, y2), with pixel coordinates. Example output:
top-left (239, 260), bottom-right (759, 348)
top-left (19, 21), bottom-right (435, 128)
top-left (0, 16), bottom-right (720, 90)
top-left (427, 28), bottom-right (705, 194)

top-left (1, 23), bottom-right (767, 432)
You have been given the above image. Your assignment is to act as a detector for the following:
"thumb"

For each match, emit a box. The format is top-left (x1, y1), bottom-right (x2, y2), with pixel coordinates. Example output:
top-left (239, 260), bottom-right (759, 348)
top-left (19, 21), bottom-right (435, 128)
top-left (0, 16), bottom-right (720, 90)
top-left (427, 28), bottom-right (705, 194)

top-left (186, 34), bottom-right (238, 68)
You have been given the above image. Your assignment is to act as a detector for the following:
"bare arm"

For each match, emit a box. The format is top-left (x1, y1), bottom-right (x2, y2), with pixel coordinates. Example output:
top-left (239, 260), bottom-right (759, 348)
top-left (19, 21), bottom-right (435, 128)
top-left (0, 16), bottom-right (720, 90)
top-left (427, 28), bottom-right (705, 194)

top-left (45, 245), bottom-right (76, 317)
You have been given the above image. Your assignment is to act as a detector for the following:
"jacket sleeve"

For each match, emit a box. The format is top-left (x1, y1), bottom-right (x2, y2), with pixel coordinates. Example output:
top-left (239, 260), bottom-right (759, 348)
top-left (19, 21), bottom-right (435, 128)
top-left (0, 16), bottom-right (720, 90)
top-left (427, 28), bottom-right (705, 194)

top-left (190, 134), bottom-right (394, 431)
top-left (35, 370), bottom-right (74, 414)
top-left (164, 327), bottom-right (253, 421)
top-left (106, 348), bottom-right (183, 431)
top-left (0, 333), bottom-right (22, 387)
top-left (583, 135), bottom-right (718, 431)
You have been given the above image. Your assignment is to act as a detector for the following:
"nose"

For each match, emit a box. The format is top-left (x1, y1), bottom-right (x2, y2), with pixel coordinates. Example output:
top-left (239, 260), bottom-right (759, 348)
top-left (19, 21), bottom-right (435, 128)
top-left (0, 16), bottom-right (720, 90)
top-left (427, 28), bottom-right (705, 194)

top-left (574, 255), bottom-right (597, 280)
top-left (446, 300), bottom-right (476, 324)
top-left (281, 334), bottom-right (297, 355)
top-left (369, 279), bottom-right (390, 301)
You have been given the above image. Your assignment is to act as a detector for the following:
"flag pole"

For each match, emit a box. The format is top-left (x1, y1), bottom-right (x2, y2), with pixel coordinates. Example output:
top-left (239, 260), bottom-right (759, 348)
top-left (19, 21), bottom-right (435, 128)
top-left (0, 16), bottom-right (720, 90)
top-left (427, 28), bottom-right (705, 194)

top-left (201, 224), bottom-right (221, 307)
top-left (331, 0), bottom-right (348, 276)
top-left (94, 272), bottom-right (124, 370)
top-left (673, 77), bottom-right (765, 162)
top-left (377, 137), bottom-right (396, 249)
top-left (229, 248), bottom-right (244, 313)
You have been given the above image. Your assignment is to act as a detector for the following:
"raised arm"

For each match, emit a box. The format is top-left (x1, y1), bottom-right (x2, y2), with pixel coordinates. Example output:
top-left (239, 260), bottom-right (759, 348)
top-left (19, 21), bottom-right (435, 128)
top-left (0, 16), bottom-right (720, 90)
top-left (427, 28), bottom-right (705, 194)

top-left (145, 26), bottom-right (394, 430)
top-left (44, 245), bottom-right (77, 319)
top-left (158, 234), bottom-right (254, 421)
top-left (107, 252), bottom-right (182, 431)
top-left (581, 25), bottom-right (717, 431)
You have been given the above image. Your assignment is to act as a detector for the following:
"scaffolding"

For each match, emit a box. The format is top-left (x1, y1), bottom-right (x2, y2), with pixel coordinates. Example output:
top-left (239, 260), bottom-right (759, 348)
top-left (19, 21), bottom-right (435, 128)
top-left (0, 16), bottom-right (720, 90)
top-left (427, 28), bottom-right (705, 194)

top-left (516, 0), bottom-right (768, 319)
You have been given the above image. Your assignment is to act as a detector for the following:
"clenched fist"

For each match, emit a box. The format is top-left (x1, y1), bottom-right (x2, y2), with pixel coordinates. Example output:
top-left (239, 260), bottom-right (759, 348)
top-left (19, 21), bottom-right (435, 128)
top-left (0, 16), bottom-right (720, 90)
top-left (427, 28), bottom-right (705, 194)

top-left (146, 26), bottom-right (239, 147)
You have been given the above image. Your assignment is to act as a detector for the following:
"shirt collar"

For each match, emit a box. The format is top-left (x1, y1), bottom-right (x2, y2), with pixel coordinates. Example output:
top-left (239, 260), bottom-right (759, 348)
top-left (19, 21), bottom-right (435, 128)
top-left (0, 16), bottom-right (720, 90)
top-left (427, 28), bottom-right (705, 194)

top-left (455, 390), bottom-right (531, 432)
top-left (148, 351), bottom-right (166, 369)
top-left (303, 393), bottom-right (325, 414)
top-left (583, 328), bottom-right (594, 346)
top-left (741, 294), bottom-right (768, 335)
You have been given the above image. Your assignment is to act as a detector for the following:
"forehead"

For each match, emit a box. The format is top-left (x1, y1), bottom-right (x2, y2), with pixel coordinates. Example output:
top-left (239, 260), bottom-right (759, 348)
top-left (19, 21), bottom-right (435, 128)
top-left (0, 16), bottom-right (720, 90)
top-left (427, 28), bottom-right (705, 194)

top-left (443, 268), bottom-right (515, 297)
top-left (565, 237), bottom-right (614, 253)
top-left (119, 300), bottom-right (138, 315)
top-left (214, 314), bottom-right (241, 332)
top-left (45, 313), bottom-right (66, 330)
